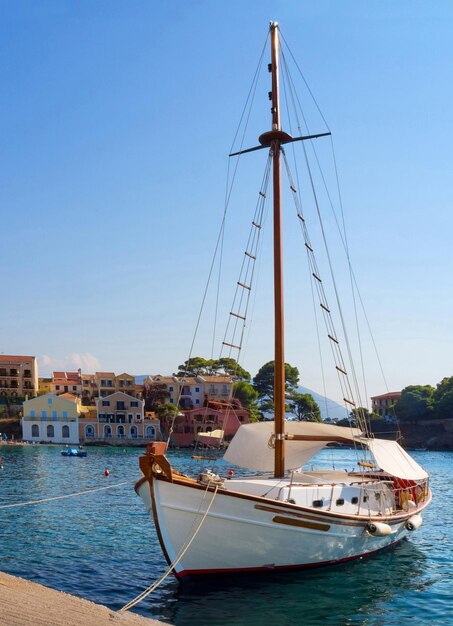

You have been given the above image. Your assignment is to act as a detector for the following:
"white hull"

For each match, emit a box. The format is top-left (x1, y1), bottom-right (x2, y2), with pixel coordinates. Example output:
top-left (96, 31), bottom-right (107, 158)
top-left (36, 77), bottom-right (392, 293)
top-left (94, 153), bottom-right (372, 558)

top-left (136, 475), bottom-right (427, 578)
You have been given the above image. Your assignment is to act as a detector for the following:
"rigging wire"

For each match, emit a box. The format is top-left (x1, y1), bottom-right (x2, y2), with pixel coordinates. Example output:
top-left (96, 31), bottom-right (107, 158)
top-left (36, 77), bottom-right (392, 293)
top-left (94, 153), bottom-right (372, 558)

top-left (279, 45), bottom-right (371, 438)
top-left (167, 31), bottom-right (269, 459)
top-left (280, 37), bottom-right (389, 409)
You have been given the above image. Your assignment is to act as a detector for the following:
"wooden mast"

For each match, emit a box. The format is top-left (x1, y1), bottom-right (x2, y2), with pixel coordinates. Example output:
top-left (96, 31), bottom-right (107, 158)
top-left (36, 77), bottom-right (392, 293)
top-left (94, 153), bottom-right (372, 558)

top-left (269, 22), bottom-right (285, 478)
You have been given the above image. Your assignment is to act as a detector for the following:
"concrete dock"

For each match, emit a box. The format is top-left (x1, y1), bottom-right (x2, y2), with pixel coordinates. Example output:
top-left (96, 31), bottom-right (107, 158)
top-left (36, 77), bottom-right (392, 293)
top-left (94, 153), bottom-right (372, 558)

top-left (0, 571), bottom-right (169, 626)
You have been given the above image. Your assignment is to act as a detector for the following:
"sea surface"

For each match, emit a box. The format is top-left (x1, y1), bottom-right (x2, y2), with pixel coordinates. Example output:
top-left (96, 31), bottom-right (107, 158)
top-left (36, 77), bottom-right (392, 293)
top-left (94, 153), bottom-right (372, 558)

top-left (0, 445), bottom-right (451, 626)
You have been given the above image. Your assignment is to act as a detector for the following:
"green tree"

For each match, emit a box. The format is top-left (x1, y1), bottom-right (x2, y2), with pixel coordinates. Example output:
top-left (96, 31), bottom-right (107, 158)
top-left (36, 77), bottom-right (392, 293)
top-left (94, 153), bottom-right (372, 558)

top-left (253, 361), bottom-right (299, 412)
top-left (233, 381), bottom-right (260, 422)
top-left (143, 382), bottom-right (170, 411)
top-left (288, 392), bottom-right (321, 422)
top-left (434, 390), bottom-right (453, 419)
top-left (176, 357), bottom-right (215, 376)
top-left (395, 385), bottom-right (434, 421)
top-left (215, 358), bottom-right (250, 381)
top-left (176, 357), bottom-right (250, 380)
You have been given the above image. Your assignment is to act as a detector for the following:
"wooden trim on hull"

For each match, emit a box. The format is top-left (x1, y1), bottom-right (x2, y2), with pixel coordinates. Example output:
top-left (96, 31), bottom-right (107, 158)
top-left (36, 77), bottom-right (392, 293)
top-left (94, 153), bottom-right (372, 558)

top-left (174, 539), bottom-right (405, 581)
top-left (138, 473), bottom-right (431, 525)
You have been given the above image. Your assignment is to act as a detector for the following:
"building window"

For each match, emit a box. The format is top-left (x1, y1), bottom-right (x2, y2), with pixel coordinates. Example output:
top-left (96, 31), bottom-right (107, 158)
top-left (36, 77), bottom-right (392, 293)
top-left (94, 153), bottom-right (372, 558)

top-left (102, 400), bottom-right (110, 407)
top-left (130, 426), bottom-right (138, 438)
top-left (52, 411), bottom-right (57, 418)
top-left (31, 424), bottom-right (39, 437)
top-left (47, 425), bottom-right (54, 438)
top-left (62, 411), bottom-right (68, 418)
top-left (146, 426), bottom-right (155, 439)
top-left (131, 401), bottom-right (138, 408)
top-left (56, 385), bottom-right (60, 390)
top-left (30, 410), bottom-right (36, 417)
top-left (62, 425), bottom-right (70, 438)
top-left (47, 397), bottom-right (53, 405)
top-left (170, 398), bottom-right (174, 404)
top-left (41, 411), bottom-right (47, 418)
top-left (136, 414), bottom-right (141, 422)
top-left (72, 386), bottom-right (76, 391)
top-left (104, 425), bottom-right (112, 438)
top-left (195, 399), bottom-right (200, 405)
top-left (117, 425), bottom-right (125, 438)
top-left (85, 425), bottom-right (95, 437)
top-left (128, 413), bottom-right (133, 423)
top-left (169, 386), bottom-right (173, 392)
top-left (195, 387), bottom-right (200, 393)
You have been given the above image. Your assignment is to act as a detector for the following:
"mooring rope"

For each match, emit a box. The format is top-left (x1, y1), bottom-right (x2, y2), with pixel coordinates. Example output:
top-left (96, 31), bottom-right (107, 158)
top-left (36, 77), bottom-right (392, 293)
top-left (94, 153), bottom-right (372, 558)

top-left (119, 482), bottom-right (219, 613)
top-left (0, 481), bottom-right (130, 509)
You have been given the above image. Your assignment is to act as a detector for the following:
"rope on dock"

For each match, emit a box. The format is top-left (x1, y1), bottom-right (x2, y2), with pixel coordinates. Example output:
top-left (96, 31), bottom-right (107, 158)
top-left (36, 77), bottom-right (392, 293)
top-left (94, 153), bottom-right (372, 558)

top-left (119, 483), bottom-right (219, 613)
top-left (0, 481), bottom-right (130, 509)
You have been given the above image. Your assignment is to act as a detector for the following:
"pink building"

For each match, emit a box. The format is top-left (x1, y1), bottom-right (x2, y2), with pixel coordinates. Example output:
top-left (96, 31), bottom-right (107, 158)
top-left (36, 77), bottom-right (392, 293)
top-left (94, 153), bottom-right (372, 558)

top-left (167, 400), bottom-right (250, 447)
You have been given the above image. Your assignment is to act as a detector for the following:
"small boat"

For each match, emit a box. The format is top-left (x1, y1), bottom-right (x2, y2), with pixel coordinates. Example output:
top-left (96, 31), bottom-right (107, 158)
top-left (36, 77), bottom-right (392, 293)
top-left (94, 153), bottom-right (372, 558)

top-left (136, 22), bottom-right (430, 580)
top-left (61, 448), bottom-right (87, 457)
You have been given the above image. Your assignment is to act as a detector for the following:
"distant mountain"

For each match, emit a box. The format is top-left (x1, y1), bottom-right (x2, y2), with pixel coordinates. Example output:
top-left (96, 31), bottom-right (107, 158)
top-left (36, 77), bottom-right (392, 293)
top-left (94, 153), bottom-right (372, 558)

top-left (134, 375), bottom-right (149, 385)
top-left (297, 386), bottom-right (347, 421)
top-left (135, 374), bottom-right (346, 421)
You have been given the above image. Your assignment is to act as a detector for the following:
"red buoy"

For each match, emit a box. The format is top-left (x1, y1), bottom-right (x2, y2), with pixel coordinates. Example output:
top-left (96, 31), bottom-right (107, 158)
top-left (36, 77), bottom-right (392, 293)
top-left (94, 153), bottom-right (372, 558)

top-left (227, 469), bottom-right (234, 479)
top-left (104, 468), bottom-right (109, 477)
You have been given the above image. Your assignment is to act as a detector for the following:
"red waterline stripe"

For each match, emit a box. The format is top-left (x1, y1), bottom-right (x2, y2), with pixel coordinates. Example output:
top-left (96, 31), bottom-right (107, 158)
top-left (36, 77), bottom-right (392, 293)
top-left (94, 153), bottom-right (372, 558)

top-left (174, 540), bottom-right (403, 579)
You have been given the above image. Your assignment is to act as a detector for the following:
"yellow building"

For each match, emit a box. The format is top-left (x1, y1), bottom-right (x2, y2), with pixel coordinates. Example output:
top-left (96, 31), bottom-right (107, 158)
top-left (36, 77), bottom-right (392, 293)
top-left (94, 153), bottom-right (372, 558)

top-left (38, 378), bottom-right (52, 395)
top-left (22, 393), bottom-right (81, 444)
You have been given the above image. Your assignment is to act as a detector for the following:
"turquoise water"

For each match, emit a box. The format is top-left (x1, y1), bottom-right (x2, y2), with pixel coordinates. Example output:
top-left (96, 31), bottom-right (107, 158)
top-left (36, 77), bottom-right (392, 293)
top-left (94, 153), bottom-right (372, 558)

top-left (0, 445), bottom-right (451, 625)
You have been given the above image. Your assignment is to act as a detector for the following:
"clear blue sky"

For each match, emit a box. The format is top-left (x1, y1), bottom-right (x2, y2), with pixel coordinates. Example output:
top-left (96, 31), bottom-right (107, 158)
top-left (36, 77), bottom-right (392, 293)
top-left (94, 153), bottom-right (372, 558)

top-left (2, 1), bottom-right (452, 405)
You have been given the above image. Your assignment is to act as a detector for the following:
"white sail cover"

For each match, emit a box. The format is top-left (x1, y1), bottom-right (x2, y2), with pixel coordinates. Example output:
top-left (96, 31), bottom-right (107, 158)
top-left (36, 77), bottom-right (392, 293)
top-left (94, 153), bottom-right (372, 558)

top-left (366, 439), bottom-right (428, 480)
top-left (224, 421), bottom-right (362, 472)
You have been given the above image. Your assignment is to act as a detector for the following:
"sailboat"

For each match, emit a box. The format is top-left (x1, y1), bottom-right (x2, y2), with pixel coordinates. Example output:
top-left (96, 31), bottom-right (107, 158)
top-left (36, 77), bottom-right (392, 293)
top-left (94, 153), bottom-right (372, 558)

top-left (135, 22), bottom-right (430, 579)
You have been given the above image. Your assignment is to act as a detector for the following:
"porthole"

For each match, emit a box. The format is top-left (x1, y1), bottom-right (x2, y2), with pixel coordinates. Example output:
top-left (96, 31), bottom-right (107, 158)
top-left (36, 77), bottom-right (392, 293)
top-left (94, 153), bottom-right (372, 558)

top-left (336, 498), bottom-right (345, 506)
top-left (351, 497), bottom-right (358, 504)
top-left (312, 499), bottom-right (323, 508)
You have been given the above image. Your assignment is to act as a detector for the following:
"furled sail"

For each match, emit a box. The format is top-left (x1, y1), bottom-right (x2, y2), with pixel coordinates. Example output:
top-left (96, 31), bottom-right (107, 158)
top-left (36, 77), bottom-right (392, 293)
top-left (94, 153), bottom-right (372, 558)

top-left (224, 421), bottom-right (362, 471)
top-left (365, 439), bottom-right (428, 480)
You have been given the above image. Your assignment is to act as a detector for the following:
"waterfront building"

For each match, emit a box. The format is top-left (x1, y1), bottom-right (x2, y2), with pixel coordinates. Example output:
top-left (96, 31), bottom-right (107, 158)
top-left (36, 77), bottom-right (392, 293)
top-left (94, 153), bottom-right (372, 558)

top-left (167, 401), bottom-right (250, 447)
top-left (0, 355), bottom-right (38, 400)
top-left (371, 391), bottom-right (401, 418)
top-left (51, 370), bottom-right (83, 397)
top-left (77, 391), bottom-right (161, 442)
top-left (94, 372), bottom-right (116, 397)
top-left (22, 393), bottom-right (80, 444)
top-left (115, 372), bottom-right (136, 395)
top-left (145, 374), bottom-right (234, 410)
top-left (38, 377), bottom-right (52, 395)
top-left (81, 373), bottom-right (96, 404)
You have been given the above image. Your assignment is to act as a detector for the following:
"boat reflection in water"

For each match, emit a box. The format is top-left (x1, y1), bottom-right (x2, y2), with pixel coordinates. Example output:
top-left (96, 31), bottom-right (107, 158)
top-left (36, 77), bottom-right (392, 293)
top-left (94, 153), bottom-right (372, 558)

top-left (168, 541), bottom-right (427, 626)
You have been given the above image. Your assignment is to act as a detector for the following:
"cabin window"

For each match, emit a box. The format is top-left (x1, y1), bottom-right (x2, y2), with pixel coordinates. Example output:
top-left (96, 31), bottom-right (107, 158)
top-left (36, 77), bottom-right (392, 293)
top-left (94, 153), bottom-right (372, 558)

top-left (336, 499), bottom-right (345, 506)
top-left (312, 500), bottom-right (323, 508)
top-left (351, 497), bottom-right (359, 504)
top-left (375, 493), bottom-right (381, 500)
top-left (363, 495), bottom-right (368, 502)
